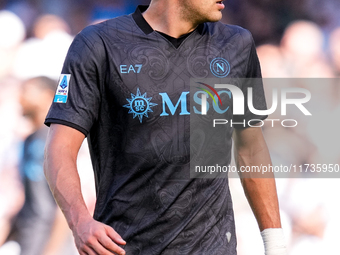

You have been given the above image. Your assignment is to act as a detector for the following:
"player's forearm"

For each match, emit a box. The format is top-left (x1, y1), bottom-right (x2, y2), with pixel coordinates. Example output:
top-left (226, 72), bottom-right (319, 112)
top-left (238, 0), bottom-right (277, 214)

top-left (45, 151), bottom-right (90, 227)
top-left (44, 126), bottom-right (91, 231)
top-left (234, 129), bottom-right (281, 231)
top-left (240, 177), bottom-right (281, 231)
top-left (44, 124), bottom-right (126, 255)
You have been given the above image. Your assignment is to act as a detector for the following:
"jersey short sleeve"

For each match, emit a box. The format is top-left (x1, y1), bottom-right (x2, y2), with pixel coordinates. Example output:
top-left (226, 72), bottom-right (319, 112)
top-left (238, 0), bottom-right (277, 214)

top-left (45, 27), bottom-right (102, 136)
top-left (232, 31), bottom-right (267, 129)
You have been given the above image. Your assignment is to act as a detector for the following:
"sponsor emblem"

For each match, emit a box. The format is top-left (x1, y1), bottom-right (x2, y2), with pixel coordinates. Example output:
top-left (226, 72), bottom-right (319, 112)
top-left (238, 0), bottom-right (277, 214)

top-left (123, 88), bottom-right (157, 123)
top-left (54, 74), bottom-right (71, 103)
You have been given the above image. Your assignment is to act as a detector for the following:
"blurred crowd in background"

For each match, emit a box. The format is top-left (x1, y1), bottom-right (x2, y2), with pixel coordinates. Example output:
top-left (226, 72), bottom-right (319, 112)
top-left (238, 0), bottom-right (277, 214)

top-left (0, 0), bottom-right (340, 254)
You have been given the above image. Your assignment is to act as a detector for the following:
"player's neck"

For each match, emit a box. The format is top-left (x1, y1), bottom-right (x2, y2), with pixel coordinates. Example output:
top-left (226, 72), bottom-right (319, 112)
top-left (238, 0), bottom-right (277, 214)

top-left (142, 2), bottom-right (199, 38)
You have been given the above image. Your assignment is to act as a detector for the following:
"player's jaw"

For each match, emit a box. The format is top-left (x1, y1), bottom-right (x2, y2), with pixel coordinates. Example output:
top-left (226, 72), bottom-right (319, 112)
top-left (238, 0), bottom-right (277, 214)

top-left (181, 0), bottom-right (225, 24)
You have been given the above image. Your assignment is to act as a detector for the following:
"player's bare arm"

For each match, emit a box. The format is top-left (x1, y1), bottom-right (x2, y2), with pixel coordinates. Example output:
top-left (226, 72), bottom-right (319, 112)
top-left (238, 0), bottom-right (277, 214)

top-left (233, 126), bottom-right (287, 254)
top-left (233, 125), bottom-right (281, 230)
top-left (44, 124), bottom-right (126, 255)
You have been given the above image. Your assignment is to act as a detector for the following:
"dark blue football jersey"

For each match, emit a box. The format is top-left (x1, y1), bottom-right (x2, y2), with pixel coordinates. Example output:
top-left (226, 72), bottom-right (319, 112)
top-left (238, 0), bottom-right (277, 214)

top-left (45, 6), bottom-right (267, 255)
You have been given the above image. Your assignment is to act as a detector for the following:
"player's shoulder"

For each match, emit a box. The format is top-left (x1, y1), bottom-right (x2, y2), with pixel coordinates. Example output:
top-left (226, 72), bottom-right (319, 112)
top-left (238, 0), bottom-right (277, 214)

top-left (76, 14), bottom-right (134, 46)
top-left (205, 21), bottom-right (254, 44)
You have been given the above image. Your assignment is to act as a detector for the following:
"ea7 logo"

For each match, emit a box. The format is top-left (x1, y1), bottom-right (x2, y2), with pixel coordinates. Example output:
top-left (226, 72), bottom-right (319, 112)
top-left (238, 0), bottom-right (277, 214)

top-left (120, 64), bottom-right (143, 74)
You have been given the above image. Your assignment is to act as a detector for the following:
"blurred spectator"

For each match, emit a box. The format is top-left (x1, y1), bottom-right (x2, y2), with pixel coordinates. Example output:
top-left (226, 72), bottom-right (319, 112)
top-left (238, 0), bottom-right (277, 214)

top-left (0, 77), bottom-right (27, 253)
top-left (33, 14), bottom-right (71, 40)
top-left (0, 10), bottom-right (25, 49)
top-left (257, 44), bottom-right (289, 77)
top-left (250, 8), bottom-right (340, 255)
top-left (0, 10), bottom-right (25, 79)
top-left (280, 20), bottom-right (334, 78)
top-left (12, 14), bottom-right (73, 80)
top-left (4, 76), bottom-right (67, 255)
top-left (329, 27), bottom-right (340, 76)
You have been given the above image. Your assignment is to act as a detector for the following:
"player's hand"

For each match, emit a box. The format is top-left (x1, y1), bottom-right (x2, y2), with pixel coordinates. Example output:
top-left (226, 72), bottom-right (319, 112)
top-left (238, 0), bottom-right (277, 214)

top-left (72, 217), bottom-right (126, 255)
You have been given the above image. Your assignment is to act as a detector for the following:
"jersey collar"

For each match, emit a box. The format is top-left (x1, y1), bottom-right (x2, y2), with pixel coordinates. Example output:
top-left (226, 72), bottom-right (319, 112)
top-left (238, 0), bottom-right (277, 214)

top-left (132, 5), bottom-right (205, 36)
top-left (132, 5), bottom-right (154, 35)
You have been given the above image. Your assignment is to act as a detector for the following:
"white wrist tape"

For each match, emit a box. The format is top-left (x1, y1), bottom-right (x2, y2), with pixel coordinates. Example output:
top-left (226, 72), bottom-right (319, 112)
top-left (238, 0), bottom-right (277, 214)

top-left (261, 228), bottom-right (287, 255)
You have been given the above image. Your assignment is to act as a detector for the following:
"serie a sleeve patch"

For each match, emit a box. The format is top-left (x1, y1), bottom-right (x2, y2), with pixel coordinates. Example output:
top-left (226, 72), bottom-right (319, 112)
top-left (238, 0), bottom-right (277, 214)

top-left (54, 74), bottom-right (71, 103)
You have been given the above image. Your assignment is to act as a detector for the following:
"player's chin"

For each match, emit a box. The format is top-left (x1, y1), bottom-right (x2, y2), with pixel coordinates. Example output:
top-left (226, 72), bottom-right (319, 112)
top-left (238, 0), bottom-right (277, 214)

top-left (207, 13), bottom-right (223, 22)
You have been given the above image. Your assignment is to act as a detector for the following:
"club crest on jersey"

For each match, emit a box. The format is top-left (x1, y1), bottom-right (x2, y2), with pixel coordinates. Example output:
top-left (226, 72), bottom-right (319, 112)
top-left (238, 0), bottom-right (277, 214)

top-left (123, 88), bottom-right (158, 123)
top-left (210, 58), bottom-right (230, 78)
top-left (54, 74), bottom-right (71, 103)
